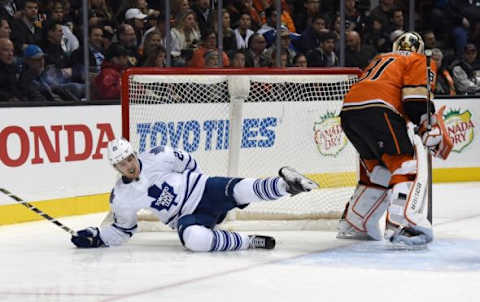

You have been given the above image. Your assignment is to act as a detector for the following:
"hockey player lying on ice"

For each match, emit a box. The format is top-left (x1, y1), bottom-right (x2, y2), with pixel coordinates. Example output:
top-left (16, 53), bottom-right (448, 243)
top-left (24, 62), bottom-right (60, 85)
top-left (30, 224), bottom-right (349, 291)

top-left (71, 138), bottom-right (318, 251)
top-left (337, 32), bottom-right (453, 247)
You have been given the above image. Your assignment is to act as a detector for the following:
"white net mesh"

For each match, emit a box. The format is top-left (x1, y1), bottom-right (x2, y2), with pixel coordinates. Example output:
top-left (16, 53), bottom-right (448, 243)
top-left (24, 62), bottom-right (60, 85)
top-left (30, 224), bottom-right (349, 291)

top-left (124, 69), bottom-right (360, 231)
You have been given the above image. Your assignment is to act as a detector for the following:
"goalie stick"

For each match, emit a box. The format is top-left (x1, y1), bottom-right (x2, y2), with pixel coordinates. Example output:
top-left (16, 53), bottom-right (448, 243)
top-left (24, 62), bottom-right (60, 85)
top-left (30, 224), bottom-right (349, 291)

top-left (425, 49), bottom-right (433, 224)
top-left (0, 188), bottom-right (77, 236)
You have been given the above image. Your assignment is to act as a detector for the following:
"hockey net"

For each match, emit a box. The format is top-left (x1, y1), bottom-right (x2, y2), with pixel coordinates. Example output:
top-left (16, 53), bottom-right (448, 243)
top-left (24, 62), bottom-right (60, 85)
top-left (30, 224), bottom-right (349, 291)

top-left (119, 68), bottom-right (361, 231)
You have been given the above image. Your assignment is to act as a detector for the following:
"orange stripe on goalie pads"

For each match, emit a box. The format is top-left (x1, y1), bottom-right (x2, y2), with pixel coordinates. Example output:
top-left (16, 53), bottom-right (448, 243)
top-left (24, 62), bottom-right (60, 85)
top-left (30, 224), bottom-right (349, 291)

top-left (381, 153), bottom-right (415, 186)
top-left (359, 159), bottom-right (380, 185)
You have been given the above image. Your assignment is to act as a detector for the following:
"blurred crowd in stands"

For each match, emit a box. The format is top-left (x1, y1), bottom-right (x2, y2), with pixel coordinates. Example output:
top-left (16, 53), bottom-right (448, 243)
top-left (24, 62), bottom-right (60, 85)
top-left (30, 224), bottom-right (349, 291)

top-left (0, 0), bottom-right (479, 103)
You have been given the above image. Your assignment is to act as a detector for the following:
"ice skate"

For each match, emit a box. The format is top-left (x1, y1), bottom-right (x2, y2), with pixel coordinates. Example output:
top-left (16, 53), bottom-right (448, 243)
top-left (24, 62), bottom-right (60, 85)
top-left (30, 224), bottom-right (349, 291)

top-left (248, 235), bottom-right (276, 249)
top-left (336, 219), bottom-right (372, 240)
top-left (389, 226), bottom-right (432, 249)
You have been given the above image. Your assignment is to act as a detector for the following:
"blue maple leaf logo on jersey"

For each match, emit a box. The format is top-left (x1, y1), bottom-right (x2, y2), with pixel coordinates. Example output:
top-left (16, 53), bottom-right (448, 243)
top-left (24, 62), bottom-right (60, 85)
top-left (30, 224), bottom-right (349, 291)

top-left (148, 182), bottom-right (178, 212)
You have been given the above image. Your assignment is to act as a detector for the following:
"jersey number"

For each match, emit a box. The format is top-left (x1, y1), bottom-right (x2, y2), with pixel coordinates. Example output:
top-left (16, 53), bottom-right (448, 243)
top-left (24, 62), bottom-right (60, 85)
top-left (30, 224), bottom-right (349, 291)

top-left (359, 57), bottom-right (395, 82)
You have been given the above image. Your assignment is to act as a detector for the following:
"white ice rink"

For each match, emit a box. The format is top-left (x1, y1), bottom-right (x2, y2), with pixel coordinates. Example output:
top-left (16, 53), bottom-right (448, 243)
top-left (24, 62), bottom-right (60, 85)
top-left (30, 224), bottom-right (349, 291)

top-left (1, 182), bottom-right (479, 302)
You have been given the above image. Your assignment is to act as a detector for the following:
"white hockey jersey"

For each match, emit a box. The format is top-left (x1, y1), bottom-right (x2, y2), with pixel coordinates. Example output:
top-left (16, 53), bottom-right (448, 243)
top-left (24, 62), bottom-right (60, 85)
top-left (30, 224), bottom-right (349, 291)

top-left (99, 146), bottom-right (207, 246)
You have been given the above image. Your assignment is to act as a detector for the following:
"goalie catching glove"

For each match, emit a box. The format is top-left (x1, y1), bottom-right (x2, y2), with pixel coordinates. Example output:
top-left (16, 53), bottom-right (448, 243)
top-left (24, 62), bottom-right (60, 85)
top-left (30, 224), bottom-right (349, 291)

top-left (71, 227), bottom-right (106, 248)
top-left (418, 105), bottom-right (453, 160)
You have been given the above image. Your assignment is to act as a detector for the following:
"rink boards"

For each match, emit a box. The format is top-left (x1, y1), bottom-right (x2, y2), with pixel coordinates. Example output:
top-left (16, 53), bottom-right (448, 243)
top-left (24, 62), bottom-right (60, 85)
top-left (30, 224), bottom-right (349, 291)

top-left (0, 98), bottom-right (479, 225)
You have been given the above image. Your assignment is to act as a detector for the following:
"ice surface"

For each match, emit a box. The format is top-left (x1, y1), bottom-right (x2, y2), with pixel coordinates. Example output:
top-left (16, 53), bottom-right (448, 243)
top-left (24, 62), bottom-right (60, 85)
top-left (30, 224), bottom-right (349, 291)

top-left (0, 182), bottom-right (479, 302)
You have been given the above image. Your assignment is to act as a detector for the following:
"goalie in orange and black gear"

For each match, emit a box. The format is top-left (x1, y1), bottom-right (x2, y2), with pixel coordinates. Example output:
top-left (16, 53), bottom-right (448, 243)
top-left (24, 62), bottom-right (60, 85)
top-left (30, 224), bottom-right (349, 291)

top-left (337, 32), bottom-right (453, 246)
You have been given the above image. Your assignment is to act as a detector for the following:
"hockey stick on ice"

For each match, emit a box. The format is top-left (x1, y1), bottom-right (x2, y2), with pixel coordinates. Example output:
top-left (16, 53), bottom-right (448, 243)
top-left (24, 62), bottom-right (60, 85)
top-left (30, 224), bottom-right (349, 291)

top-left (425, 49), bottom-right (433, 224)
top-left (0, 188), bottom-right (77, 236)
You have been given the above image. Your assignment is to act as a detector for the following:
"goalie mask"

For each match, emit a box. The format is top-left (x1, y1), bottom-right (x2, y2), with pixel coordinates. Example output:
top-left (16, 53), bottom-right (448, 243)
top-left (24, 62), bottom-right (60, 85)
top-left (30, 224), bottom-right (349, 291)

top-left (392, 32), bottom-right (424, 54)
top-left (107, 138), bottom-right (135, 165)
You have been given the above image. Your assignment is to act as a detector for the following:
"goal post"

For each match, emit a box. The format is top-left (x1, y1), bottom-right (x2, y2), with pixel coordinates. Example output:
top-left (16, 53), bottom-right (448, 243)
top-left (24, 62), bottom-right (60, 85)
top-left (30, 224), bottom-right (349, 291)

top-left (120, 67), bottom-right (362, 231)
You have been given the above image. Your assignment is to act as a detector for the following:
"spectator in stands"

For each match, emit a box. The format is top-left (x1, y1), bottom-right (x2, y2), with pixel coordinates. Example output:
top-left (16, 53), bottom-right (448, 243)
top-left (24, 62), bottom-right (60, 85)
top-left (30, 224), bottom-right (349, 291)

top-left (233, 13), bottom-right (254, 50)
top-left (254, 0), bottom-right (295, 33)
top-left (41, 20), bottom-right (85, 100)
top-left (140, 30), bottom-right (162, 65)
top-left (265, 26), bottom-right (296, 67)
top-left (0, 0), bottom-right (17, 24)
top-left (117, 23), bottom-right (140, 66)
top-left (133, 0), bottom-right (159, 20)
top-left (306, 31), bottom-right (338, 67)
top-left (0, 16), bottom-right (11, 39)
top-left (102, 24), bottom-right (114, 51)
top-left (171, 0), bottom-right (190, 18)
top-left (88, 0), bottom-right (114, 27)
top-left (293, 53), bottom-right (307, 67)
top-left (345, 0), bottom-right (368, 36)
top-left (226, 0), bottom-right (262, 31)
top-left (142, 45), bottom-right (166, 67)
top-left (293, 14), bottom-right (329, 56)
top-left (345, 30), bottom-right (376, 69)
top-left (423, 30), bottom-right (438, 51)
top-left (447, 0), bottom-right (480, 57)
top-left (244, 33), bottom-right (270, 67)
top-left (141, 13), bottom-right (168, 49)
top-left (192, 0), bottom-right (212, 36)
top-left (48, 1), bottom-right (79, 56)
top-left (432, 48), bottom-right (456, 96)
top-left (330, 15), bottom-right (346, 54)
top-left (204, 49), bottom-right (221, 68)
top-left (170, 9), bottom-right (201, 61)
top-left (10, 0), bottom-right (42, 55)
top-left (292, 0), bottom-right (322, 34)
top-left (269, 48), bottom-right (289, 67)
top-left (211, 9), bottom-right (237, 52)
top-left (125, 8), bottom-right (147, 48)
top-left (363, 16), bottom-right (390, 53)
top-left (450, 43), bottom-right (480, 95)
top-left (269, 1), bottom-right (296, 33)
top-left (189, 30), bottom-right (230, 67)
top-left (387, 8), bottom-right (406, 34)
top-left (257, 7), bottom-right (278, 47)
top-left (370, 0), bottom-right (396, 31)
top-left (230, 49), bottom-right (246, 67)
top-left (0, 38), bottom-right (20, 102)
top-left (93, 43), bottom-right (128, 100)
top-left (41, 20), bottom-right (71, 71)
top-left (19, 44), bottom-right (77, 102)
top-left (71, 25), bottom-right (105, 83)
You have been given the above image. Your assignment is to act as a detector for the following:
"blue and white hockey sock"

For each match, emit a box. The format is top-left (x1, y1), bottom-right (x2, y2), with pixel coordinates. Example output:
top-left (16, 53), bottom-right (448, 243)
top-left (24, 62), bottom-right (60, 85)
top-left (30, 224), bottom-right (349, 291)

top-left (233, 177), bottom-right (288, 205)
top-left (210, 230), bottom-right (250, 251)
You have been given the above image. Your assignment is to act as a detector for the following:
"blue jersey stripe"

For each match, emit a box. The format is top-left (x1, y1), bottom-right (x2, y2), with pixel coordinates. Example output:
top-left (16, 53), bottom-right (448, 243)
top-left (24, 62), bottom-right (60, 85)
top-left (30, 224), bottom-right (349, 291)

top-left (272, 177), bottom-right (281, 197)
top-left (263, 179), bottom-right (273, 200)
top-left (177, 172), bottom-right (202, 217)
top-left (184, 154), bottom-right (192, 171)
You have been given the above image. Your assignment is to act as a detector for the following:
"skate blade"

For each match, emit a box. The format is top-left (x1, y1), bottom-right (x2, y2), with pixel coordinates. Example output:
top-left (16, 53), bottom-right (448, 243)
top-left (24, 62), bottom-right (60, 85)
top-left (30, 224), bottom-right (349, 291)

top-left (336, 232), bottom-right (372, 240)
top-left (386, 241), bottom-right (428, 251)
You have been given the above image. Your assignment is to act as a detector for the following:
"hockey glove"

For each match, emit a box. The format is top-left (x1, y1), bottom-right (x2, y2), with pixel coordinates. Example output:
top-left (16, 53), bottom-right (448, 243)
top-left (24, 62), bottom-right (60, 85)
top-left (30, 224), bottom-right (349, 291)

top-left (71, 227), bottom-right (106, 248)
top-left (418, 105), bottom-right (453, 160)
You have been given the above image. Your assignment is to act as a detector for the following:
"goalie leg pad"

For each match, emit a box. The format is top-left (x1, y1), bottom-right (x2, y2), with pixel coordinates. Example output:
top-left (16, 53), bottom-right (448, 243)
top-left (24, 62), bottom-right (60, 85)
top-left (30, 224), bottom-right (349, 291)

top-left (369, 165), bottom-right (392, 187)
top-left (342, 184), bottom-right (390, 240)
top-left (387, 129), bottom-right (431, 229)
top-left (387, 181), bottom-right (431, 229)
